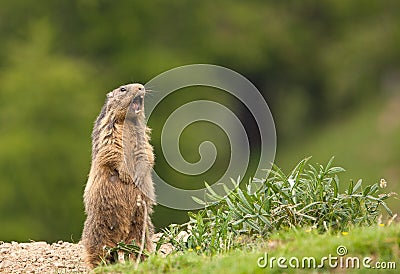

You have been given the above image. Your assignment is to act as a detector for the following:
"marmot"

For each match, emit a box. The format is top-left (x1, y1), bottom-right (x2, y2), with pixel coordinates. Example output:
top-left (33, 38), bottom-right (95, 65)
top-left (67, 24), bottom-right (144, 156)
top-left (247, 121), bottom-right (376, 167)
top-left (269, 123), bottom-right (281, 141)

top-left (81, 83), bottom-right (155, 268)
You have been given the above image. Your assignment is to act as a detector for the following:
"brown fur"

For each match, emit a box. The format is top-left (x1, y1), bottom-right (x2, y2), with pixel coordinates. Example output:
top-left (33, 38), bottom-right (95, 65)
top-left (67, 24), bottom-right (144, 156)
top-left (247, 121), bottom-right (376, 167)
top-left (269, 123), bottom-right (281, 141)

top-left (81, 83), bottom-right (155, 268)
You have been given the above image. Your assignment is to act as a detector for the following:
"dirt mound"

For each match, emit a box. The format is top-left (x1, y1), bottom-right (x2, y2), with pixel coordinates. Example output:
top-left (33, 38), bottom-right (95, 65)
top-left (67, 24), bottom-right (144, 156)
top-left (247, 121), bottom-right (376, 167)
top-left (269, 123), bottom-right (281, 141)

top-left (0, 241), bottom-right (88, 273)
top-left (0, 234), bottom-right (173, 273)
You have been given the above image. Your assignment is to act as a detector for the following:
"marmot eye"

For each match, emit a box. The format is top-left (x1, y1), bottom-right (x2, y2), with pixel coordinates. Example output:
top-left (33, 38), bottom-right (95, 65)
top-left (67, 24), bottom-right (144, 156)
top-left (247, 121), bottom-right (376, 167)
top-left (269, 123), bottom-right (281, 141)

top-left (120, 87), bottom-right (127, 92)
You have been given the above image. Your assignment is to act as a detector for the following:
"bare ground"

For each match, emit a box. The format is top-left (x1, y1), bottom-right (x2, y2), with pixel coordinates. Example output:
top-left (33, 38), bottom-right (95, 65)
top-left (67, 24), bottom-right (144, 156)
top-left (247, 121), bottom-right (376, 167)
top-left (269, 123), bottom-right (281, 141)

top-left (0, 240), bottom-right (88, 273)
top-left (0, 234), bottom-right (174, 273)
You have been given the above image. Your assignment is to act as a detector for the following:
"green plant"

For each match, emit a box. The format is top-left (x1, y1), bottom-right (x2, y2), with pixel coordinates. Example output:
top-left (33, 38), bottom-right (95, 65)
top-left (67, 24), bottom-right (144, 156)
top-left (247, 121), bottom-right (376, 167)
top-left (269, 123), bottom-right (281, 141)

top-left (103, 240), bottom-right (149, 265)
top-left (157, 157), bottom-right (396, 255)
top-left (96, 223), bottom-right (400, 274)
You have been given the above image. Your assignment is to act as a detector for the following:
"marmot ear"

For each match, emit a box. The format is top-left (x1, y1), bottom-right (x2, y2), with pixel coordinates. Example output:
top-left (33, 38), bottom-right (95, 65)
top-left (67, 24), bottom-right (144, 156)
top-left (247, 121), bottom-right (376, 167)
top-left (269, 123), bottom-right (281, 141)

top-left (105, 92), bottom-right (114, 112)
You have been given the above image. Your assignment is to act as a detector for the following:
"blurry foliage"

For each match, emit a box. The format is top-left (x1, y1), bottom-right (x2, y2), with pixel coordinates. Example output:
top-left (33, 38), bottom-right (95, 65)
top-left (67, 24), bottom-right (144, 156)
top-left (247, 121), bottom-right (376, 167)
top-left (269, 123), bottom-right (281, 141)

top-left (0, 19), bottom-right (103, 241)
top-left (0, 1), bottom-right (399, 241)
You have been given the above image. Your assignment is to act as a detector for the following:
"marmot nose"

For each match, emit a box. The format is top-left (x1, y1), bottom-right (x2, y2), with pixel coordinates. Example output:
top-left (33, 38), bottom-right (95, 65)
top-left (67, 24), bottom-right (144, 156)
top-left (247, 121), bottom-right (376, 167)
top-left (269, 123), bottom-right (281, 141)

top-left (132, 83), bottom-right (145, 94)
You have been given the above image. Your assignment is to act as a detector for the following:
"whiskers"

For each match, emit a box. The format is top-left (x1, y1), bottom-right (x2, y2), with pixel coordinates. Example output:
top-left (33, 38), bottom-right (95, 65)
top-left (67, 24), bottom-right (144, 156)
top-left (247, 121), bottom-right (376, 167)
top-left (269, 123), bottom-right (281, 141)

top-left (127, 81), bottom-right (159, 98)
top-left (143, 86), bottom-right (159, 98)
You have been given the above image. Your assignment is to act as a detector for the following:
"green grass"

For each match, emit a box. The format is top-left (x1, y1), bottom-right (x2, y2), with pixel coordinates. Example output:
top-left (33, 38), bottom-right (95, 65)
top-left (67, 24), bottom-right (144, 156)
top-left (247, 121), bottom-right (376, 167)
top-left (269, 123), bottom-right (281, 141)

top-left (94, 157), bottom-right (398, 273)
top-left (95, 223), bottom-right (400, 273)
top-left (149, 157), bottom-right (394, 258)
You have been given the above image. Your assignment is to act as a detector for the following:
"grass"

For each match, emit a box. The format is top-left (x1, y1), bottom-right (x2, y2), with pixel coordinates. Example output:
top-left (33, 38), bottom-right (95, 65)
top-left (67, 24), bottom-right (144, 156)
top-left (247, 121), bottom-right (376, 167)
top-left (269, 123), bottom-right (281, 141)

top-left (151, 157), bottom-right (395, 256)
top-left (95, 223), bottom-right (400, 273)
top-left (94, 157), bottom-right (398, 273)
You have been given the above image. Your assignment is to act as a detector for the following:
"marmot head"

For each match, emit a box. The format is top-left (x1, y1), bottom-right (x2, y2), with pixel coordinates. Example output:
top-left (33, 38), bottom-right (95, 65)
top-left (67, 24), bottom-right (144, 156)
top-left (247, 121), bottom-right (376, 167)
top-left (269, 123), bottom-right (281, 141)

top-left (106, 83), bottom-right (146, 120)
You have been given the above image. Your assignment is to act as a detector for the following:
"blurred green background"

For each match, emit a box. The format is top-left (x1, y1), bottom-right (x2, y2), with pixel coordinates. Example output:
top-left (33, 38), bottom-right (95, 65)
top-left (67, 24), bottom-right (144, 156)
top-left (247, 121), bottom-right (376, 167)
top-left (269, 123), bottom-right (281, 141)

top-left (0, 0), bottom-right (399, 242)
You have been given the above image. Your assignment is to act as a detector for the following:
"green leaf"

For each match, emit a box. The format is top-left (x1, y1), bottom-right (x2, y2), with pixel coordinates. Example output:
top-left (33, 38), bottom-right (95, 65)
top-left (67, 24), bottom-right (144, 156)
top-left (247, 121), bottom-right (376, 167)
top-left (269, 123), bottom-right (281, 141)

top-left (205, 182), bottom-right (223, 199)
top-left (290, 157), bottom-right (311, 186)
top-left (327, 167), bottom-right (346, 174)
top-left (223, 184), bottom-right (232, 196)
top-left (269, 163), bottom-right (288, 181)
top-left (232, 219), bottom-right (245, 226)
top-left (333, 175), bottom-right (339, 197)
top-left (380, 202), bottom-right (393, 216)
top-left (369, 184), bottom-right (379, 195)
top-left (236, 201), bottom-right (253, 215)
top-left (353, 179), bottom-right (363, 193)
top-left (192, 196), bottom-right (206, 205)
top-left (348, 180), bottom-right (354, 195)
top-left (237, 188), bottom-right (252, 210)
top-left (325, 157), bottom-right (335, 171)
top-left (244, 219), bottom-right (260, 232)
top-left (363, 185), bottom-right (372, 196)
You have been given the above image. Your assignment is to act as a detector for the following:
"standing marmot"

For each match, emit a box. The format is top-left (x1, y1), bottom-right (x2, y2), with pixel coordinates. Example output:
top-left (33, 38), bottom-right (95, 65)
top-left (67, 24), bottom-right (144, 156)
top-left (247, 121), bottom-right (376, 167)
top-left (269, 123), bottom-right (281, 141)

top-left (81, 83), bottom-right (155, 268)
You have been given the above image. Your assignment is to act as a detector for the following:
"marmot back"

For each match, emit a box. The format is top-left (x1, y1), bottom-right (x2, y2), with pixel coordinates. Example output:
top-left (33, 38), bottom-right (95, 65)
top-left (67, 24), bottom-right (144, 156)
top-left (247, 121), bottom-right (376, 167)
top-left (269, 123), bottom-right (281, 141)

top-left (81, 83), bottom-right (155, 268)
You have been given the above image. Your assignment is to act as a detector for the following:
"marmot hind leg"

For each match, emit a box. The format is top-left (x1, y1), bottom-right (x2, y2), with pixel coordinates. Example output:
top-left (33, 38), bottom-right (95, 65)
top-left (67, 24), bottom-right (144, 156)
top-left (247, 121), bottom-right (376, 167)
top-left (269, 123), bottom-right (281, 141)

top-left (82, 217), bottom-right (117, 268)
top-left (126, 200), bottom-right (155, 260)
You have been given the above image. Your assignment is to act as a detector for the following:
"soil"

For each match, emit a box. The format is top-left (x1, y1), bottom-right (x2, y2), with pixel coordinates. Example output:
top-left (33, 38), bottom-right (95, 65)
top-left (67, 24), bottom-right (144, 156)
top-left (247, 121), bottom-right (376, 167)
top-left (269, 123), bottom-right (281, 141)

top-left (0, 240), bottom-right (88, 273)
top-left (0, 234), bottom-right (173, 273)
